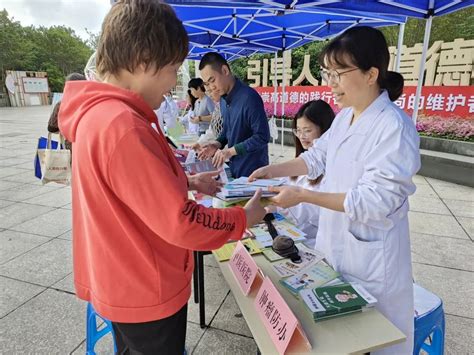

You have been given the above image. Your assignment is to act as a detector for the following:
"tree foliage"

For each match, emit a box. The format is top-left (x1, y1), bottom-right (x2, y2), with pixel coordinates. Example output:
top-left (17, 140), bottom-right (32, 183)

top-left (381, 6), bottom-right (474, 47)
top-left (0, 9), bottom-right (93, 93)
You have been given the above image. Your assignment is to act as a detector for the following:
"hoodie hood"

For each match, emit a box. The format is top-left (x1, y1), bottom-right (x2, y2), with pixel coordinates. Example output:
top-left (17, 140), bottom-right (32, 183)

top-left (58, 81), bottom-right (157, 143)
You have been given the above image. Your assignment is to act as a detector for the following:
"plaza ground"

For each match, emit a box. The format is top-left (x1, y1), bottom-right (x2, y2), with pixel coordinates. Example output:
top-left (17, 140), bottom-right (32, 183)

top-left (0, 106), bottom-right (472, 354)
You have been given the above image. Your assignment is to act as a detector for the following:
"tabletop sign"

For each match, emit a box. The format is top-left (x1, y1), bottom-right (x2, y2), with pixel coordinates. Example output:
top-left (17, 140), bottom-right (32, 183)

top-left (254, 276), bottom-right (311, 355)
top-left (228, 240), bottom-right (260, 296)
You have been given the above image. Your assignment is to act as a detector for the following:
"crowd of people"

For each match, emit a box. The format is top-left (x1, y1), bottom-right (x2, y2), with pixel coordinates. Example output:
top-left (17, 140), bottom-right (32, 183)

top-left (55, 0), bottom-right (421, 354)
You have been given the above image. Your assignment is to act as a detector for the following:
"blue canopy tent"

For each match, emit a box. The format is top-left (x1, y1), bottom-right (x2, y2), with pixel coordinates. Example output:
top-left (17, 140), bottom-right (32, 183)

top-left (171, 0), bottom-right (471, 17)
top-left (169, 1), bottom-right (407, 151)
top-left (169, 0), bottom-right (474, 122)
top-left (186, 45), bottom-right (261, 61)
top-left (172, 6), bottom-right (406, 58)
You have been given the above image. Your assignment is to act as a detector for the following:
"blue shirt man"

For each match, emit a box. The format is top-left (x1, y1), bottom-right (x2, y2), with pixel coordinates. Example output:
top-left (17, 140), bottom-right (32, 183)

top-left (216, 79), bottom-right (270, 177)
top-left (198, 52), bottom-right (270, 178)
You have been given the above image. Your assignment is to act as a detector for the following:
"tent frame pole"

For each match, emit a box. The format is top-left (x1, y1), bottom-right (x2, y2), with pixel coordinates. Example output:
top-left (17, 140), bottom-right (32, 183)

top-left (412, 14), bottom-right (433, 124)
top-left (280, 49), bottom-right (286, 157)
top-left (271, 52), bottom-right (278, 159)
top-left (395, 22), bottom-right (405, 72)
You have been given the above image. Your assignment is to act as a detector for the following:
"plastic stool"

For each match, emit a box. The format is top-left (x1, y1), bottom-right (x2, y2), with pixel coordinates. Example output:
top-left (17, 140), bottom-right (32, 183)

top-left (86, 303), bottom-right (117, 355)
top-left (413, 284), bottom-right (445, 355)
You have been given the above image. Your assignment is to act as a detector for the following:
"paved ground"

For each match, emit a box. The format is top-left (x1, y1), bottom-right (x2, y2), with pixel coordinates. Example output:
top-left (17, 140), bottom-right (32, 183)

top-left (0, 106), bottom-right (473, 354)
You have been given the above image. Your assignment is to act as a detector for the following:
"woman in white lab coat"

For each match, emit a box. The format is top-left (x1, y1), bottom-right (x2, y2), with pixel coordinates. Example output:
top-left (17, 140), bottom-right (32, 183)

top-left (180, 90), bottom-right (199, 134)
top-left (276, 100), bottom-right (334, 248)
top-left (154, 91), bottom-right (178, 133)
top-left (250, 26), bottom-right (420, 354)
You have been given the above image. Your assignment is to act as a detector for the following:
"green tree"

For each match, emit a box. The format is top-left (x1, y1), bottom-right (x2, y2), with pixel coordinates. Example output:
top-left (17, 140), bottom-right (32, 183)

top-left (0, 10), bottom-right (36, 74)
top-left (0, 9), bottom-right (92, 94)
top-left (85, 28), bottom-right (100, 50)
top-left (31, 26), bottom-right (92, 91)
top-left (381, 7), bottom-right (474, 47)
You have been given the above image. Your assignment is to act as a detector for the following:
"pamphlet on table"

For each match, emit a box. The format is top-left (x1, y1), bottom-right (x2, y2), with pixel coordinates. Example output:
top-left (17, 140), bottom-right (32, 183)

top-left (271, 245), bottom-right (325, 277)
top-left (280, 262), bottom-right (340, 296)
top-left (300, 282), bottom-right (377, 321)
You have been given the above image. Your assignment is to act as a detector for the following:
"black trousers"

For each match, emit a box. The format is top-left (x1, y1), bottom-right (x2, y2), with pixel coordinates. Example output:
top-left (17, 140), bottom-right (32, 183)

top-left (112, 304), bottom-right (187, 355)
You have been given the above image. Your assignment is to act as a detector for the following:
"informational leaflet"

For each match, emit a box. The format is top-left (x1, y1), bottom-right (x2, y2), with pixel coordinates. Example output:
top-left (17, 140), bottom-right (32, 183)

top-left (271, 245), bottom-right (324, 277)
top-left (213, 238), bottom-right (262, 262)
top-left (261, 248), bottom-right (286, 262)
top-left (250, 216), bottom-right (307, 248)
top-left (280, 262), bottom-right (340, 295)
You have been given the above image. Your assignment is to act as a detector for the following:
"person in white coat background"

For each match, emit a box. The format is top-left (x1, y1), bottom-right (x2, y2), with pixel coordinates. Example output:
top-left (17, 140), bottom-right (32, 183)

top-left (275, 100), bottom-right (335, 248)
top-left (155, 91), bottom-right (178, 133)
top-left (180, 89), bottom-right (200, 135)
top-left (249, 26), bottom-right (421, 354)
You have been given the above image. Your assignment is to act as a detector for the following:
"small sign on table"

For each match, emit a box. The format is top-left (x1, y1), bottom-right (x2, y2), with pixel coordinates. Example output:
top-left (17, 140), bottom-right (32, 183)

top-left (229, 240), bottom-right (262, 295)
top-left (254, 276), bottom-right (312, 355)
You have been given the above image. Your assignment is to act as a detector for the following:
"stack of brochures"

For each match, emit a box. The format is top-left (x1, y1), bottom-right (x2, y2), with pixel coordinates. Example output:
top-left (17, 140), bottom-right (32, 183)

top-left (280, 261), bottom-right (340, 296)
top-left (216, 177), bottom-right (283, 200)
top-left (300, 282), bottom-right (377, 322)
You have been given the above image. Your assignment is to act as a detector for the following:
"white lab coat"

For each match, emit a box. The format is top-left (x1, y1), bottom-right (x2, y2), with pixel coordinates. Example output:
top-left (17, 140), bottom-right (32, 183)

top-left (300, 91), bottom-right (420, 355)
top-left (277, 175), bottom-right (321, 248)
top-left (155, 95), bottom-right (178, 132)
top-left (180, 110), bottom-right (200, 135)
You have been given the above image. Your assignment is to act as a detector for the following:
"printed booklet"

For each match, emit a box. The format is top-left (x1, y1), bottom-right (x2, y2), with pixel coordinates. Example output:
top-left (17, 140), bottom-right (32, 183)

top-left (300, 283), bottom-right (377, 321)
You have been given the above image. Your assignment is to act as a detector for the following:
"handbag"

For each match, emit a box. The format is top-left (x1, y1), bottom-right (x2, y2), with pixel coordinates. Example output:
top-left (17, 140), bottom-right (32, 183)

top-left (35, 135), bottom-right (59, 179)
top-left (35, 133), bottom-right (71, 185)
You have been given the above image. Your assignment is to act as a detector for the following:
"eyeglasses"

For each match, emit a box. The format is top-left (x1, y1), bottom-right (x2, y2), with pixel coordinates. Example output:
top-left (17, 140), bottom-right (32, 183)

top-left (320, 67), bottom-right (359, 84)
top-left (292, 129), bottom-right (314, 138)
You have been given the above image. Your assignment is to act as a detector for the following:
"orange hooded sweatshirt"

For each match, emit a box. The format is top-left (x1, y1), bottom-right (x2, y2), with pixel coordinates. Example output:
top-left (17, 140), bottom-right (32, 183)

top-left (59, 81), bottom-right (246, 323)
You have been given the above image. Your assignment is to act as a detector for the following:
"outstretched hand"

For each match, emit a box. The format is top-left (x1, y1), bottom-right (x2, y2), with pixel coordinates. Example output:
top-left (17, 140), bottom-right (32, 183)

top-left (248, 165), bottom-right (273, 182)
top-left (197, 143), bottom-right (218, 160)
top-left (212, 148), bottom-right (232, 168)
top-left (268, 185), bottom-right (304, 208)
top-left (188, 170), bottom-right (223, 196)
top-left (243, 189), bottom-right (268, 228)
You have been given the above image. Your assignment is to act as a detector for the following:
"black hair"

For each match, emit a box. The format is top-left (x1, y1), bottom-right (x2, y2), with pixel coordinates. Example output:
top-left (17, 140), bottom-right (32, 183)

top-left (188, 78), bottom-right (205, 92)
top-left (65, 72), bottom-right (86, 81)
top-left (187, 89), bottom-right (197, 111)
top-left (293, 100), bottom-right (335, 157)
top-left (47, 72), bottom-right (87, 134)
top-left (291, 100), bottom-right (335, 184)
top-left (319, 26), bottom-right (403, 101)
top-left (198, 52), bottom-right (230, 72)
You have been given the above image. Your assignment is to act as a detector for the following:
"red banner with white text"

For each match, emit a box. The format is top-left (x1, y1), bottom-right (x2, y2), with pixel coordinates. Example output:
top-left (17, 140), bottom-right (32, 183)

top-left (255, 86), bottom-right (474, 119)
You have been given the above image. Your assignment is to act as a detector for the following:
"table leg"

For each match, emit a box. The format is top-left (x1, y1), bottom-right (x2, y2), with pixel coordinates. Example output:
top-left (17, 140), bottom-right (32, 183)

top-left (198, 251), bottom-right (206, 328)
top-left (193, 251), bottom-right (199, 304)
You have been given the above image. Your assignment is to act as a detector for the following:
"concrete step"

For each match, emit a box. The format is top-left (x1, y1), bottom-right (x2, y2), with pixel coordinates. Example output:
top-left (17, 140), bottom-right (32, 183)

top-left (419, 149), bottom-right (474, 187)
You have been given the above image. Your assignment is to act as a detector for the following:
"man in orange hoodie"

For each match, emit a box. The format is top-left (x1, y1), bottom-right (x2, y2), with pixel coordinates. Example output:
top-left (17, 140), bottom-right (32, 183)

top-left (58, 1), bottom-right (266, 353)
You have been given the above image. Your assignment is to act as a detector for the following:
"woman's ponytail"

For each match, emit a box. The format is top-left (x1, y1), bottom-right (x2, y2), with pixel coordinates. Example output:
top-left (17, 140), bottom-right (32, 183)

top-left (382, 71), bottom-right (404, 101)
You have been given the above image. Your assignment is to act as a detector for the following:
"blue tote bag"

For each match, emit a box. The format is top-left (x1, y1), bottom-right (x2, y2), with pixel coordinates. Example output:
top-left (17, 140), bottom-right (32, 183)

top-left (34, 135), bottom-right (60, 179)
